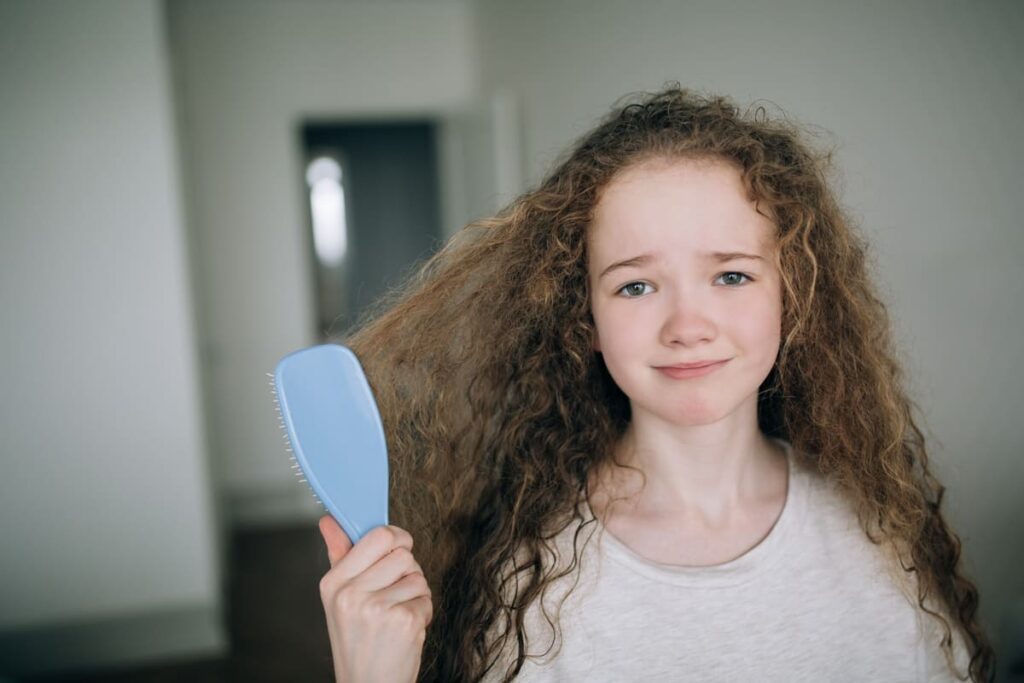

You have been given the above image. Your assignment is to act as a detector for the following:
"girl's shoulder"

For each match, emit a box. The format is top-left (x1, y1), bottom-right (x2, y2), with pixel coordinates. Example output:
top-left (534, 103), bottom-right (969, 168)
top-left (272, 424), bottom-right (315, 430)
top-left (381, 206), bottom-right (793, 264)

top-left (485, 506), bottom-right (604, 679)
top-left (785, 442), bottom-right (974, 681)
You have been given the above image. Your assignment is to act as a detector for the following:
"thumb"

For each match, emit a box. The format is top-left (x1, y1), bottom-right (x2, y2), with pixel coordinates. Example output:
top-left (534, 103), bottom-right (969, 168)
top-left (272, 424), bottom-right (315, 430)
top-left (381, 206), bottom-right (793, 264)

top-left (318, 514), bottom-right (352, 567)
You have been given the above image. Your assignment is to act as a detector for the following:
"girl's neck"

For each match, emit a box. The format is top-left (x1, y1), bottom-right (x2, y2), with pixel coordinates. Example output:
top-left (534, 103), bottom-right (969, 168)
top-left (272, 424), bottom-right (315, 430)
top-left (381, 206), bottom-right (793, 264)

top-left (588, 417), bottom-right (787, 529)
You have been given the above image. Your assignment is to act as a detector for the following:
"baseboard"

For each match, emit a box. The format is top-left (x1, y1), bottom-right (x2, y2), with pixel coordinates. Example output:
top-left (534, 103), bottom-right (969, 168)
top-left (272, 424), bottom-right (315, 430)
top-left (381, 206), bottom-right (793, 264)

top-left (0, 603), bottom-right (226, 679)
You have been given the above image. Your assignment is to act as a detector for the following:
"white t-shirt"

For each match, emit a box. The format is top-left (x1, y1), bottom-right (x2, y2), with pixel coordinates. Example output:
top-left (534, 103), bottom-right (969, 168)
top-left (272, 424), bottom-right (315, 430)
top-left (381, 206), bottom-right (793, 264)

top-left (483, 438), bottom-right (971, 682)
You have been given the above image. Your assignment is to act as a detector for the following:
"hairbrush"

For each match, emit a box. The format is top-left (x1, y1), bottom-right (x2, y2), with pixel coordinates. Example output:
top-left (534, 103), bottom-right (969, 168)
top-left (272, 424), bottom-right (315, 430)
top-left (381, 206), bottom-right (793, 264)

top-left (268, 343), bottom-right (389, 544)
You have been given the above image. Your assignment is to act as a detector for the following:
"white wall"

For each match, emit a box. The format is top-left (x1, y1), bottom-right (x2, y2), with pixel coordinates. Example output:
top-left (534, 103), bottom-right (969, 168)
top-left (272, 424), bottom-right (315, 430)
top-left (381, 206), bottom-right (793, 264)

top-left (473, 0), bottom-right (1024, 670)
top-left (167, 0), bottom-right (480, 523)
top-left (0, 0), bottom-right (223, 674)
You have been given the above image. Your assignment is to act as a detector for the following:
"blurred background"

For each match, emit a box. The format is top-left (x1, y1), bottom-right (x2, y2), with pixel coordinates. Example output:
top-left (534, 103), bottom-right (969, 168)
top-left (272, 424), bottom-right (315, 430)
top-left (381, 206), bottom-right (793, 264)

top-left (1, 0), bottom-right (1021, 680)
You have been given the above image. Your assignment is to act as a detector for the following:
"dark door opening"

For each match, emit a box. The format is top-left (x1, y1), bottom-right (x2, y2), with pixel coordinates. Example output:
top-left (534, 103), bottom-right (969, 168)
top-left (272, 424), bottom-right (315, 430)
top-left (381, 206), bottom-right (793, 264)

top-left (301, 121), bottom-right (443, 338)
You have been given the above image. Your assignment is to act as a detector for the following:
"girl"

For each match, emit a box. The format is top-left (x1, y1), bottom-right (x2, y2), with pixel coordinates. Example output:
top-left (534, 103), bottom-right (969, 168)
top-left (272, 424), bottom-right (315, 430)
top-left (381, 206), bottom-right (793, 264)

top-left (315, 86), bottom-right (995, 682)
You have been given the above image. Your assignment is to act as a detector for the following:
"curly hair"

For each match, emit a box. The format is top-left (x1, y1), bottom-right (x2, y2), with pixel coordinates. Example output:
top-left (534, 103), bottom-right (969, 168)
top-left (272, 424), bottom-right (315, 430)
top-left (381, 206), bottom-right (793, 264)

top-left (338, 85), bottom-right (995, 682)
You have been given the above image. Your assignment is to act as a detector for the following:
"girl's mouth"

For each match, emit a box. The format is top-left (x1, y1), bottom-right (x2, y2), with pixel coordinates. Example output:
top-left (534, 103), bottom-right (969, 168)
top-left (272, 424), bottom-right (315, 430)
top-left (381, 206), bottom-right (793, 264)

top-left (655, 359), bottom-right (730, 379)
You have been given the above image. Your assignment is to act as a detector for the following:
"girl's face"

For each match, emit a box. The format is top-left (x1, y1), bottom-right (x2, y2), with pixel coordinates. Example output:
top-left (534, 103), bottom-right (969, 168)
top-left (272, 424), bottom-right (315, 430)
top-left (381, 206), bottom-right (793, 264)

top-left (587, 158), bottom-right (782, 427)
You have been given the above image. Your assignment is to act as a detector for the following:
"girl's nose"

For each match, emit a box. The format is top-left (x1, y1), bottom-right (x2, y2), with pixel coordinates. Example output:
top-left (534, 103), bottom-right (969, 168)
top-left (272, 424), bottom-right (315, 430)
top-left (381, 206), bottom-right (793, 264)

top-left (659, 295), bottom-right (716, 347)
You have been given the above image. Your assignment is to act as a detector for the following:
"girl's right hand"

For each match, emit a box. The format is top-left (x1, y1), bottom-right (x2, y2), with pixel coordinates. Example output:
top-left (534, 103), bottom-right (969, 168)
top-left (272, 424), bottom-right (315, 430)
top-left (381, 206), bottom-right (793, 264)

top-left (318, 515), bottom-right (433, 683)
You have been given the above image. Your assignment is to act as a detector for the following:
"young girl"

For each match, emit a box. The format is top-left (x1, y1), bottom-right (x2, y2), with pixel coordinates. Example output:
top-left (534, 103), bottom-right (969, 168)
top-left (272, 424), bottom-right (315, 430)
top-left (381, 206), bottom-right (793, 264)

top-left (315, 86), bottom-right (995, 682)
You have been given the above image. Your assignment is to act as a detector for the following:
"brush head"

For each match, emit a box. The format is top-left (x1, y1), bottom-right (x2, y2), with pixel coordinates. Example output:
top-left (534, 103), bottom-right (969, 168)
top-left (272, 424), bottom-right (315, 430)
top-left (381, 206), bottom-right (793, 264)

top-left (270, 344), bottom-right (389, 544)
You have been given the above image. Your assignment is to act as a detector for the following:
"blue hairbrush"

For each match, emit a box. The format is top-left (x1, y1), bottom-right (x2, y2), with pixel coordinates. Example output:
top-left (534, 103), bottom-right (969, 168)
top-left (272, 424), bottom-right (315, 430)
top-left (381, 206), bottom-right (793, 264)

top-left (269, 344), bottom-right (389, 544)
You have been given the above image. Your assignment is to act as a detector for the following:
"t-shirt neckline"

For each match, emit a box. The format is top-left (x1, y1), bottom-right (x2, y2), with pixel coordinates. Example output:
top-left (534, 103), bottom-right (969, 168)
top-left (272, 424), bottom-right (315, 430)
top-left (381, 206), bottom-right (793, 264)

top-left (581, 436), bottom-right (804, 588)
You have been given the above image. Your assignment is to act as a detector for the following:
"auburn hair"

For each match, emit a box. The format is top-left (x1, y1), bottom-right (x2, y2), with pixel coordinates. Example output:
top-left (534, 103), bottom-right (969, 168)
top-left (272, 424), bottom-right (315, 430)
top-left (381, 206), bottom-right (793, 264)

top-left (339, 85), bottom-right (995, 682)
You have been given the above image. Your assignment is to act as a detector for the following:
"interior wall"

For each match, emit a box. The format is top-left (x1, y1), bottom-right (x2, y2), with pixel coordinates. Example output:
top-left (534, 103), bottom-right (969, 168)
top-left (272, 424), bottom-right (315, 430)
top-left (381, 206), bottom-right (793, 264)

top-left (0, 0), bottom-right (223, 673)
top-left (472, 0), bottom-right (1024, 670)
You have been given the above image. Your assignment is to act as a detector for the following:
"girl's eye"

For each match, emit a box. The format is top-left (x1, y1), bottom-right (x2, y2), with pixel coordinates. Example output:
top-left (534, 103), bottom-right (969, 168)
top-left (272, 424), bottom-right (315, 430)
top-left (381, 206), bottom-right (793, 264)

top-left (618, 281), bottom-right (653, 297)
top-left (716, 272), bottom-right (752, 286)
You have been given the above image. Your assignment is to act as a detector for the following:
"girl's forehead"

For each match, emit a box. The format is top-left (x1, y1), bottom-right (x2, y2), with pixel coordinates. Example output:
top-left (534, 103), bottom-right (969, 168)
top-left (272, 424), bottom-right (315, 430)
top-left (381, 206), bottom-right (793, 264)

top-left (595, 158), bottom-right (747, 214)
top-left (589, 159), bottom-right (776, 253)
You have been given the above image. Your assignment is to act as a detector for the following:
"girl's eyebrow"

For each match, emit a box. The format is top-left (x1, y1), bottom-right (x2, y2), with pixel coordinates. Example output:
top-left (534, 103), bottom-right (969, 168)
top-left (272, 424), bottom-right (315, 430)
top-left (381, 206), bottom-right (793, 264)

top-left (598, 251), bottom-right (763, 279)
top-left (709, 251), bottom-right (764, 263)
top-left (599, 253), bottom-right (653, 279)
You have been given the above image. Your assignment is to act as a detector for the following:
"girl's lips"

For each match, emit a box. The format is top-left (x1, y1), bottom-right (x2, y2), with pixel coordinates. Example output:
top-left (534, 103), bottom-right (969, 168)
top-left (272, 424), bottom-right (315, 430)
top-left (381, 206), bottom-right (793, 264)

top-left (655, 359), bottom-right (730, 379)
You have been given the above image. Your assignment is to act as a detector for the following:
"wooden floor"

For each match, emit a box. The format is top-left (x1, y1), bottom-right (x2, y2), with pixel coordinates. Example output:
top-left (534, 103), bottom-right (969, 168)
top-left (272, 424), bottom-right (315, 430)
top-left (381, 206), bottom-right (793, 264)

top-left (29, 524), bottom-right (336, 682)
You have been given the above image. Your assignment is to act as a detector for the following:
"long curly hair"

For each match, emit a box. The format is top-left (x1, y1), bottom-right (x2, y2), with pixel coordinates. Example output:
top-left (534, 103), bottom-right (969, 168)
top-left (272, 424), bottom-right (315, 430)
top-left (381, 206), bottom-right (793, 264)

top-left (339, 85), bottom-right (995, 682)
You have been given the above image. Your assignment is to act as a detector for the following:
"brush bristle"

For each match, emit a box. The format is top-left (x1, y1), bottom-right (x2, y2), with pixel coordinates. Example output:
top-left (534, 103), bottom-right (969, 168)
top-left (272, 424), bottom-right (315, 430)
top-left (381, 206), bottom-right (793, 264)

top-left (270, 368), bottom-right (326, 512)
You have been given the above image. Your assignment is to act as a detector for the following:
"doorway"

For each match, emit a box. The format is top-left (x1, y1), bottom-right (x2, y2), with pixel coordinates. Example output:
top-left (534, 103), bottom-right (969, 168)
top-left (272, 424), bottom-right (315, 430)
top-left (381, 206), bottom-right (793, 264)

top-left (301, 121), bottom-right (443, 338)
